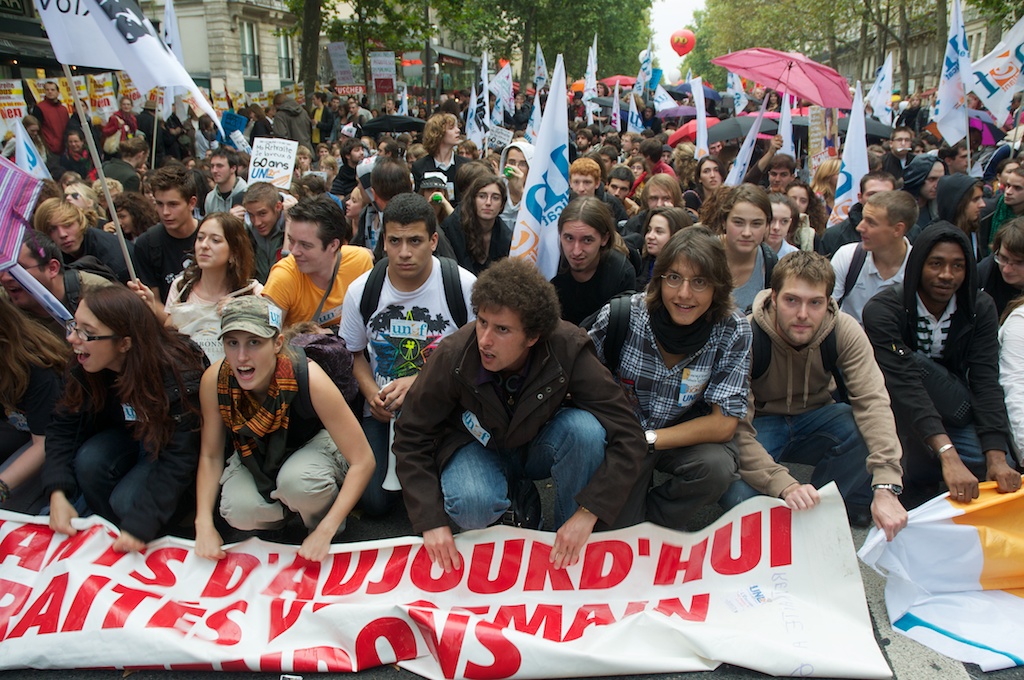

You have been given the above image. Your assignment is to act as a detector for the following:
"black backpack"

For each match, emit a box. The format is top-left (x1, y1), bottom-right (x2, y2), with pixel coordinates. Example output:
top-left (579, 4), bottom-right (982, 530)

top-left (750, 321), bottom-right (848, 403)
top-left (836, 244), bottom-right (869, 310)
top-left (63, 256), bottom-right (120, 312)
top-left (580, 293), bottom-right (634, 372)
top-left (358, 256), bottom-right (468, 328)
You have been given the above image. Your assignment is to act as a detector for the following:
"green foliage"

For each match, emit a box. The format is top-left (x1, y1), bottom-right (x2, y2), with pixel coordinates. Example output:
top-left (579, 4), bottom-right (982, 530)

top-left (965, 0), bottom-right (1024, 24)
top-left (681, 9), bottom-right (726, 90)
top-left (326, 0), bottom-right (430, 59)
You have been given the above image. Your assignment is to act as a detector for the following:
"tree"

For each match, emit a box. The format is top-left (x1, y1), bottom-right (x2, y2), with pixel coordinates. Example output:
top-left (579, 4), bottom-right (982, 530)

top-left (326, 0), bottom-right (430, 91)
top-left (682, 9), bottom-right (726, 90)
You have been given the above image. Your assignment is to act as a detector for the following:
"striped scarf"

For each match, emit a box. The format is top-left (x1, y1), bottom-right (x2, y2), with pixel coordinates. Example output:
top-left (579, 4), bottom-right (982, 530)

top-left (217, 355), bottom-right (298, 499)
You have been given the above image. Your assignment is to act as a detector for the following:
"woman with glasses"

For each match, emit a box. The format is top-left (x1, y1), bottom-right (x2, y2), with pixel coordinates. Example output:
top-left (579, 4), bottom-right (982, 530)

top-left (980, 219), bottom-right (1024, 316)
top-left (43, 285), bottom-right (208, 552)
top-left (588, 227), bottom-right (752, 529)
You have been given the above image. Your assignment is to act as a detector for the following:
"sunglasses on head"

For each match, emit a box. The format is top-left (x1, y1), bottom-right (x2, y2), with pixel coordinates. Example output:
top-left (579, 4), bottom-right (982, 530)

top-left (66, 192), bottom-right (81, 200)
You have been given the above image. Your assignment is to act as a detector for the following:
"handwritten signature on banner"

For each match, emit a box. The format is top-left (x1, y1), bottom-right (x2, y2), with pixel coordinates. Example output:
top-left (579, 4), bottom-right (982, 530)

top-left (0, 487), bottom-right (890, 679)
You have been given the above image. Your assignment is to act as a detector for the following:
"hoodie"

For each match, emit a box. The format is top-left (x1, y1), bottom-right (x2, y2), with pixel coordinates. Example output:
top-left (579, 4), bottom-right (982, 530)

top-left (902, 154), bottom-right (943, 229)
top-left (271, 98), bottom-right (312, 149)
top-left (935, 174), bottom-right (986, 259)
top-left (498, 140), bottom-right (536, 225)
top-left (862, 222), bottom-right (1009, 453)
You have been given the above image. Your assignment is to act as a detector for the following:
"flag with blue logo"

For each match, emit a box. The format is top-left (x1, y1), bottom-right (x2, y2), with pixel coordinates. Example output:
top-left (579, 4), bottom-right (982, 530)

top-left (610, 81), bottom-right (621, 131)
top-left (866, 52), bottom-right (894, 127)
top-left (583, 35), bottom-right (599, 125)
top-left (727, 71), bottom-right (748, 116)
top-left (397, 86), bottom-right (408, 116)
top-left (652, 84), bottom-right (676, 113)
top-left (933, 0), bottom-right (971, 145)
top-left (634, 40), bottom-right (652, 99)
top-left (627, 92), bottom-right (643, 134)
top-left (511, 54), bottom-right (569, 279)
top-left (534, 43), bottom-right (548, 91)
top-left (14, 118), bottom-right (51, 180)
top-left (524, 93), bottom-right (542, 143)
top-left (970, 15), bottom-right (1024, 123)
top-left (829, 82), bottom-right (868, 227)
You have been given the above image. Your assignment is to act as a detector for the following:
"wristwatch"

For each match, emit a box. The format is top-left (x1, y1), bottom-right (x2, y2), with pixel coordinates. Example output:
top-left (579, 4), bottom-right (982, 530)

top-left (645, 429), bottom-right (658, 454)
top-left (872, 483), bottom-right (903, 496)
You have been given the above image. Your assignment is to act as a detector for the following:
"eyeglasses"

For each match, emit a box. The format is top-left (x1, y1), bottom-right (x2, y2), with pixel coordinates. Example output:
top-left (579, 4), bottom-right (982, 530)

top-left (661, 273), bottom-right (710, 291)
top-left (66, 320), bottom-right (119, 343)
top-left (994, 253), bottom-right (1024, 271)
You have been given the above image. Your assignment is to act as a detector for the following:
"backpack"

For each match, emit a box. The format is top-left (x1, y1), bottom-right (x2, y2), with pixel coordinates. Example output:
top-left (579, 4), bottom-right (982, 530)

top-left (750, 321), bottom-right (848, 403)
top-left (289, 341), bottom-right (360, 418)
top-left (359, 256), bottom-right (468, 328)
top-left (580, 293), bottom-right (634, 372)
top-left (63, 256), bottom-right (120, 312)
top-left (836, 244), bottom-right (868, 310)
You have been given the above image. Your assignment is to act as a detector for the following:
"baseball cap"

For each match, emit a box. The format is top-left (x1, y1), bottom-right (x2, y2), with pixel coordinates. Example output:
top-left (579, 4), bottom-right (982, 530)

top-left (219, 296), bottom-right (283, 339)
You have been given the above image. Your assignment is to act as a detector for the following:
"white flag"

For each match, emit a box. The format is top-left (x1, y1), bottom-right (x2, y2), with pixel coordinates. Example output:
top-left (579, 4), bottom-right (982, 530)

top-left (14, 118), bottom-right (51, 180)
top-left (829, 83), bottom-right (869, 227)
top-left (466, 84), bottom-right (485, 148)
top-left (161, 0), bottom-right (185, 120)
top-left (866, 52), bottom-right (894, 127)
top-left (779, 93), bottom-right (795, 159)
top-left (398, 86), bottom-right (408, 116)
top-left (534, 43), bottom-right (548, 91)
top-left (490, 63), bottom-right (514, 113)
top-left (32, 0), bottom-right (123, 69)
top-left (610, 81), bottom-right (621, 131)
top-left (634, 40), bottom-right (652, 99)
top-left (727, 71), bottom-right (748, 117)
top-left (686, 68), bottom-right (693, 82)
top-left (583, 35), bottom-right (599, 125)
top-left (970, 14), bottom-right (1024, 123)
top-left (725, 98), bottom-right (769, 186)
top-left (652, 84), bottom-right (676, 113)
top-left (524, 92), bottom-right (542, 144)
top-left (627, 93), bottom-right (643, 134)
top-left (690, 77), bottom-right (709, 159)
top-left (490, 97), bottom-right (504, 128)
top-left (512, 54), bottom-right (570, 279)
top-left (933, 0), bottom-right (971, 145)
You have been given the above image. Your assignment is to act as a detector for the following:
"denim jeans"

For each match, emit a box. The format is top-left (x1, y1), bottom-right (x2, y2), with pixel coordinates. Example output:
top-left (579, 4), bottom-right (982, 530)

top-left (357, 415), bottom-right (401, 517)
top-left (439, 408), bottom-right (606, 530)
top-left (720, 403), bottom-right (872, 509)
top-left (901, 422), bottom-right (986, 486)
top-left (74, 428), bottom-right (152, 525)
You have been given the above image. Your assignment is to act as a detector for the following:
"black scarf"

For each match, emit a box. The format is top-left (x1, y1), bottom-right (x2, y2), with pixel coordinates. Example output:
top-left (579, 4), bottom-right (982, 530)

top-left (650, 304), bottom-right (714, 358)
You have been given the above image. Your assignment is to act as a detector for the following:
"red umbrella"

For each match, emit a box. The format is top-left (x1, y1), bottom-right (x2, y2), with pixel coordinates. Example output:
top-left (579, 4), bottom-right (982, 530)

top-left (668, 117), bottom-right (721, 147)
top-left (600, 75), bottom-right (636, 87)
top-left (711, 48), bottom-right (853, 109)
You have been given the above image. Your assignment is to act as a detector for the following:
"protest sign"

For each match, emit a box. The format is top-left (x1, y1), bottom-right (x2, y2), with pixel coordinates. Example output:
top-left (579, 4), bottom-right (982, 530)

top-left (249, 138), bottom-right (298, 190)
top-left (327, 42), bottom-right (357, 85)
top-left (87, 73), bottom-right (117, 127)
top-left (860, 480), bottom-right (1024, 671)
top-left (0, 486), bottom-right (889, 678)
top-left (807, 105), bottom-right (838, 175)
top-left (370, 51), bottom-right (397, 94)
top-left (486, 126), bottom-right (513, 151)
top-left (0, 80), bottom-right (27, 139)
top-left (116, 72), bottom-right (144, 112)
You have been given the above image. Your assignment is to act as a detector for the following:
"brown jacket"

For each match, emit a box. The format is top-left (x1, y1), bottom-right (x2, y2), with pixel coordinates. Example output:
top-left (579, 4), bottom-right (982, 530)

top-left (393, 321), bottom-right (649, 534)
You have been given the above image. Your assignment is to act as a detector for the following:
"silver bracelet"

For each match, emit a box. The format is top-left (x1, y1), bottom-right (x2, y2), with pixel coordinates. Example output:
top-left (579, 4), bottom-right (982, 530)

top-left (934, 443), bottom-right (955, 456)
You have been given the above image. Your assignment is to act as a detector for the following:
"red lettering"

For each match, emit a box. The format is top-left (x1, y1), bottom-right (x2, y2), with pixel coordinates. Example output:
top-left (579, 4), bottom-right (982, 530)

top-left (770, 506), bottom-right (793, 567)
top-left (465, 619), bottom-right (521, 679)
top-left (408, 606), bottom-right (469, 679)
top-left (44, 525), bottom-right (102, 566)
top-left (61, 574), bottom-right (110, 632)
top-left (292, 645), bottom-right (353, 672)
top-left (268, 599), bottom-right (305, 642)
top-left (410, 545), bottom-right (463, 593)
top-left (204, 600), bottom-right (247, 646)
top-left (259, 651), bottom-right (283, 671)
top-left (623, 600), bottom-right (648, 617)
top-left (523, 542), bottom-right (575, 591)
top-left (0, 579), bottom-right (32, 639)
top-left (354, 617), bottom-right (418, 668)
top-left (92, 545), bottom-right (130, 567)
top-left (322, 549), bottom-right (377, 595)
top-left (262, 556), bottom-right (320, 600)
top-left (130, 547), bottom-right (188, 587)
top-left (220, 659), bottom-right (253, 670)
top-left (201, 552), bottom-right (260, 597)
top-left (654, 595), bottom-right (709, 622)
top-left (563, 604), bottom-right (615, 641)
top-left (579, 540), bottom-right (632, 589)
top-left (147, 600), bottom-right (206, 635)
top-left (7, 573), bottom-right (67, 638)
top-left (491, 604), bottom-right (562, 642)
top-left (467, 540), bottom-right (523, 594)
top-left (710, 512), bottom-right (762, 575)
top-left (101, 584), bottom-right (161, 629)
top-left (366, 545), bottom-right (411, 594)
top-left (653, 538), bottom-right (707, 585)
top-left (0, 524), bottom-right (54, 572)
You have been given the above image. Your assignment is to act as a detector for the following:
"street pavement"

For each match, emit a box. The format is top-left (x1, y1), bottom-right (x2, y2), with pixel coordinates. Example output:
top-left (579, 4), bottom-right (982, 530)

top-left (2, 464), bottom-right (1022, 680)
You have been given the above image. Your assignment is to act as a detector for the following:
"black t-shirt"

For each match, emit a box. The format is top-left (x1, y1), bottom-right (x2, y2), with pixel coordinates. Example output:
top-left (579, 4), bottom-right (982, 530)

top-left (551, 249), bottom-right (636, 325)
top-left (411, 154), bottom-right (466, 206)
top-left (9, 365), bottom-right (62, 441)
top-left (132, 223), bottom-right (198, 302)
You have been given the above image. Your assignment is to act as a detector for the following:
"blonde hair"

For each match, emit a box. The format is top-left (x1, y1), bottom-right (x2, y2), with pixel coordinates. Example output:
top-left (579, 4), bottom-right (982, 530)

top-left (33, 197), bottom-right (88, 237)
top-left (811, 158), bottom-right (842, 206)
top-left (67, 182), bottom-right (106, 220)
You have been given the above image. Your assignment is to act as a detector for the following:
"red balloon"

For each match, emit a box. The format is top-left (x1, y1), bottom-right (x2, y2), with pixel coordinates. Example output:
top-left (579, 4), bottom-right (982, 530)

top-left (671, 29), bottom-right (696, 57)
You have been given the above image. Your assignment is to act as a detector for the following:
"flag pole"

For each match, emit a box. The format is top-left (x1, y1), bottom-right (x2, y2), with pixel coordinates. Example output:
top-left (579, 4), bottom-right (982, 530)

top-left (60, 62), bottom-right (137, 283)
top-left (151, 89), bottom-right (160, 169)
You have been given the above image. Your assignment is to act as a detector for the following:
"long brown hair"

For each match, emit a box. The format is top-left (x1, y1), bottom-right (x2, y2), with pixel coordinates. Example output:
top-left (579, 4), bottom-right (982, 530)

top-left (62, 285), bottom-right (204, 454)
top-left (177, 212), bottom-right (255, 301)
top-left (557, 195), bottom-right (629, 270)
top-left (459, 174), bottom-right (507, 264)
top-left (0, 296), bottom-right (68, 413)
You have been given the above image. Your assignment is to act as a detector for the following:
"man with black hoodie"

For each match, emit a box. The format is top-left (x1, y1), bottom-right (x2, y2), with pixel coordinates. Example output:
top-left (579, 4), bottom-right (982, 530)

top-left (863, 223), bottom-right (1019, 503)
top-left (934, 174), bottom-right (987, 260)
top-left (901, 155), bottom-right (945, 232)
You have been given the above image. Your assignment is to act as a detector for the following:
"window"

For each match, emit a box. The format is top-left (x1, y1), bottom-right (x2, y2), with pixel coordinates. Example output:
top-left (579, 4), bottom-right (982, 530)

top-left (240, 21), bottom-right (260, 78)
top-left (278, 33), bottom-right (294, 82)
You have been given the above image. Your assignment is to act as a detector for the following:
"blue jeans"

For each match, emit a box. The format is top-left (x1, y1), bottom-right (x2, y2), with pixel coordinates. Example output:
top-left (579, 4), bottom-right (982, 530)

top-left (74, 429), bottom-right (153, 525)
top-left (439, 408), bottom-right (606, 530)
top-left (357, 416), bottom-right (400, 517)
top-left (720, 403), bottom-right (872, 509)
top-left (901, 422), bottom-right (986, 486)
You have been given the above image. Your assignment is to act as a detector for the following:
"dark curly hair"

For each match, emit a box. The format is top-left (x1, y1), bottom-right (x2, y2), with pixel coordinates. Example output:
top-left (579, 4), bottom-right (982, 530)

top-left (471, 258), bottom-right (561, 340)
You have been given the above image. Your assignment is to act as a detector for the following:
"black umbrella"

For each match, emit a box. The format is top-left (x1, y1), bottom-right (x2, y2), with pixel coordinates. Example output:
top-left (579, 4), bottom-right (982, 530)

top-left (839, 116), bottom-right (893, 139)
top-left (359, 115), bottom-right (426, 136)
top-left (707, 116), bottom-right (778, 144)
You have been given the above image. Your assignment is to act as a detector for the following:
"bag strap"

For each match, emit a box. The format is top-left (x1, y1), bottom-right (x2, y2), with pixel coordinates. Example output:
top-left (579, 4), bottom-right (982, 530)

top-left (290, 346), bottom-right (315, 420)
top-left (439, 257), bottom-right (468, 328)
top-left (838, 244), bottom-right (867, 310)
top-left (312, 250), bottom-right (342, 323)
top-left (359, 258), bottom-right (391, 326)
top-left (603, 295), bottom-right (632, 372)
top-left (63, 270), bottom-right (82, 312)
top-left (750, 321), bottom-right (772, 381)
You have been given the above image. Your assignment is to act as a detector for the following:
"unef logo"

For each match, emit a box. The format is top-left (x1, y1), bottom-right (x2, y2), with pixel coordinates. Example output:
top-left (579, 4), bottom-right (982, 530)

top-left (973, 42), bottom-right (1024, 97)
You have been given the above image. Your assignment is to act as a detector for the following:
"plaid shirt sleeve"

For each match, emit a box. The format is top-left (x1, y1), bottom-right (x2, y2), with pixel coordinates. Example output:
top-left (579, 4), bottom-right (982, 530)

top-left (702, 311), bottom-right (752, 420)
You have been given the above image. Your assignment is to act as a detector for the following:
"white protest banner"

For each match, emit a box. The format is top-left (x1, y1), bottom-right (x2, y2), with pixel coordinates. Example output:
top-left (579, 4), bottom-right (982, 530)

top-left (865, 52), bottom-right (894, 127)
top-left (370, 51), bottom-right (397, 94)
top-left (13, 118), bottom-right (51, 180)
top-left (490, 63), bottom-right (515, 115)
top-left (609, 81), bottom-right (621, 132)
top-left (486, 126), bottom-right (514, 152)
top-left (829, 83), bottom-right (868, 227)
top-left (0, 486), bottom-right (890, 678)
top-left (970, 15), bottom-right (1024, 124)
top-left (652, 84), bottom-right (676, 113)
top-left (689, 77), bottom-right (709, 159)
top-left (512, 54), bottom-right (570, 279)
top-left (534, 43), bottom-right (548, 91)
top-left (860, 481), bottom-right (1024, 671)
top-left (627, 93), bottom-right (643, 134)
top-left (583, 35), bottom-right (598, 125)
top-left (327, 42), bottom-right (357, 85)
top-left (249, 138), bottom-right (298, 190)
top-left (0, 80), bottom-right (28, 139)
top-left (725, 98), bottom-right (770, 186)
top-left (933, 0), bottom-right (971, 144)
top-left (31, 0), bottom-right (123, 69)
top-left (87, 73), bottom-right (117, 126)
